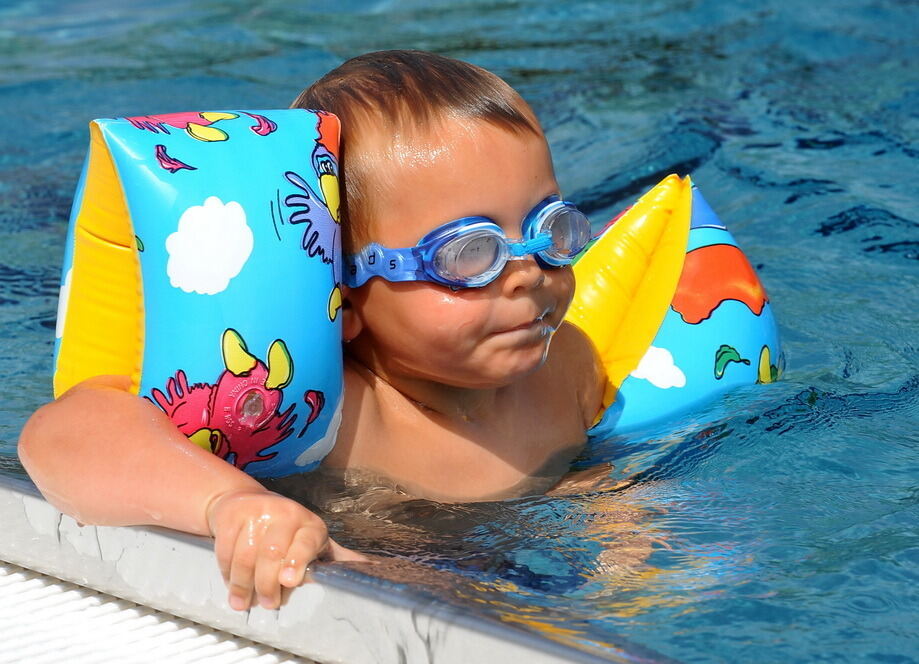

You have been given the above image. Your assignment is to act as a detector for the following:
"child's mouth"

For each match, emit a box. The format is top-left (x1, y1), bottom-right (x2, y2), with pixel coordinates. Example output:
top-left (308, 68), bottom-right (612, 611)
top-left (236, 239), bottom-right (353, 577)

top-left (505, 317), bottom-right (543, 333)
top-left (497, 309), bottom-right (555, 336)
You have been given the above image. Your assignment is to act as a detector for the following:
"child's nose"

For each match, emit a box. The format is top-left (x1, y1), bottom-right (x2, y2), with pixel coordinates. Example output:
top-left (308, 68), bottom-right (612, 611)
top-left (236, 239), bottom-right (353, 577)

top-left (501, 255), bottom-right (545, 294)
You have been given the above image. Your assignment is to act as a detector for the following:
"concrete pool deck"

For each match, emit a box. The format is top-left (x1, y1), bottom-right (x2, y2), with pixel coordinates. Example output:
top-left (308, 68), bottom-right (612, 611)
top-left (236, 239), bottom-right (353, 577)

top-left (0, 474), bottom-right (668, 664)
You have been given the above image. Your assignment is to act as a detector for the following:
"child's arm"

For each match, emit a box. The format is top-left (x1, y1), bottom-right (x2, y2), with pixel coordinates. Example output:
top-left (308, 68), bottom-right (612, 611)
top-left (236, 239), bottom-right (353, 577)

top-left (18, 375), bottom-right (363, 610)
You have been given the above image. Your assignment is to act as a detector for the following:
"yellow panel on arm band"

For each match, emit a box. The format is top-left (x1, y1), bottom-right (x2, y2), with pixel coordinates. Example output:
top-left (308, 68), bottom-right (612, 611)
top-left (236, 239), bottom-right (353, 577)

top-left (53, 122), bottom-right (144, 397)
top-left (564, 175), bottom-right (692, 410)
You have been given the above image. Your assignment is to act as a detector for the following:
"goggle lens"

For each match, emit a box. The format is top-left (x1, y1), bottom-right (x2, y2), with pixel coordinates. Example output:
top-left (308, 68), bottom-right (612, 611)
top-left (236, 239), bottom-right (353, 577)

top-left (433, 230), bottom-right (505, 283)
top-left (539, 206), bottom-right (592, 261)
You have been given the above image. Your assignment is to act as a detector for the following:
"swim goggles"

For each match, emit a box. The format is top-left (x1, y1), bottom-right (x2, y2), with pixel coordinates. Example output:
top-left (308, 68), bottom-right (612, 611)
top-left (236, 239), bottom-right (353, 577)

top-left (343, 196), bottom-right (591, 289)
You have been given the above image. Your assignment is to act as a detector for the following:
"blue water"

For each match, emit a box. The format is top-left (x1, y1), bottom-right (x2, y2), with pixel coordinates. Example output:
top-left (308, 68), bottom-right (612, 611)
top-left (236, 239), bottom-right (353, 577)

top-left (1, 1), bottom-right (917, 661)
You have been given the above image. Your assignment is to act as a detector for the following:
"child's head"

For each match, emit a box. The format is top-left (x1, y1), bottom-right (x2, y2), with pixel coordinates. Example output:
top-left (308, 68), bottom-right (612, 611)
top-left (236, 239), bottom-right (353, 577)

top-left (292, 51), bottom-right (579, 389)
top-left (292, 49), bottom-right (544, 252)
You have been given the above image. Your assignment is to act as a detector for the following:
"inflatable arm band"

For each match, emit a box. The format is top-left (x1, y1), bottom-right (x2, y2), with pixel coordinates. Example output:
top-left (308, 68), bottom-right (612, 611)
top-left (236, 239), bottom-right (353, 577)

top-left (54, 110), bottom-right (344, 478)
top-left (54, 111), bottom-right (780, 476)
top-left (565, 175), bottom-right (783, 439)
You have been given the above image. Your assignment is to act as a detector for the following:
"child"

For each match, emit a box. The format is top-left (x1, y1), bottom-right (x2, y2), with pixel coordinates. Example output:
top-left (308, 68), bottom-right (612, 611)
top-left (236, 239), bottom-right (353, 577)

top-left (18, 50), bottom-right (606, 613)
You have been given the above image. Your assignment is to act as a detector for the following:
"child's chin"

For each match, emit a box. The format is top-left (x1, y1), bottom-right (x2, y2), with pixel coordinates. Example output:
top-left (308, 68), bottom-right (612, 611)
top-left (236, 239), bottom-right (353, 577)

top-left (488, 345), bottom-right (551, 384)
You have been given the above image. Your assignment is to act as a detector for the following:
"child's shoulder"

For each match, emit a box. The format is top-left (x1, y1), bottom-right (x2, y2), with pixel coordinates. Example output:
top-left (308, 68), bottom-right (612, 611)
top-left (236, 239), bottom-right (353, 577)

top-left (545, 321), bottom-right (606, 429)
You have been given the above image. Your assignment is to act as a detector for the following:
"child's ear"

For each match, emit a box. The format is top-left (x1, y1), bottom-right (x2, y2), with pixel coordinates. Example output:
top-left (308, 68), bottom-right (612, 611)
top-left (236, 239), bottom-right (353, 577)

top-left (340, 285), bottom-right (363, 343)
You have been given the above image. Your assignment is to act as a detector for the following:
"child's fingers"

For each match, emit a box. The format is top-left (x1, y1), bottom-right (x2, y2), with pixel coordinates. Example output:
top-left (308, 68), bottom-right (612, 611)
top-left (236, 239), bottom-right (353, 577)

top-left (207, 492), bottom-right (357, 611)
top-left (213, 520), bottom-right (243, 584)
top-left (227, 523), bottom-right (262, 611)
top-left (278, 525), bottom-right (329, 588)
top-left (252, 527), bottom-right (296, 609)
top-left (324, 537), bottom-right (370, 563)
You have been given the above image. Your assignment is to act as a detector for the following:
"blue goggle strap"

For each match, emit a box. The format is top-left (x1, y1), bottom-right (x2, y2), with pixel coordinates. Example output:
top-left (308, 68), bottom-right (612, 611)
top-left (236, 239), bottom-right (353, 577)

top-left (343, 244), bottom-right (426, 287)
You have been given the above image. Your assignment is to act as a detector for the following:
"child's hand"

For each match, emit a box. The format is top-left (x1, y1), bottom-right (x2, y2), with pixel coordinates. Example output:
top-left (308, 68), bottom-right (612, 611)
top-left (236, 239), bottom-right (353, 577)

top-left (205, 489), bottom-right (366, 611)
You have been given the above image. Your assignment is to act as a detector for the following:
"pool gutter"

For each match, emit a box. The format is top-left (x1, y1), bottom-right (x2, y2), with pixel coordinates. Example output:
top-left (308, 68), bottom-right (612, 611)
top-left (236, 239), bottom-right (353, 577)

top-left (0, 474), bottom-right (662, 664)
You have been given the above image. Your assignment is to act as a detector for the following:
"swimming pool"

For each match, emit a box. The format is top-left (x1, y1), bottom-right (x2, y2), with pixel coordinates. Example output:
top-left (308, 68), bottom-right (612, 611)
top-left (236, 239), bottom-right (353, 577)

top-left (1, 0), bottom-right (917, 661)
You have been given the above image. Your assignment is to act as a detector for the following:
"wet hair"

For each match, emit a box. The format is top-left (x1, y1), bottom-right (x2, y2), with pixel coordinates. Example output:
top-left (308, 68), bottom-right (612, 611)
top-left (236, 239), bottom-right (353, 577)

top-left (291, 50), bottom-right (541, 251)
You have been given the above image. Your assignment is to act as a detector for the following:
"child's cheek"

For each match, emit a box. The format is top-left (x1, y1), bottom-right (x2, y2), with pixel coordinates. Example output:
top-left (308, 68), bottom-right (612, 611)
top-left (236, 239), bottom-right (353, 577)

top-left (554, 266), bottom-right (576, 312)
top-left (411, 288), bottom-right (461, 327)
top-left (423, 291), bottom-right (491, 341)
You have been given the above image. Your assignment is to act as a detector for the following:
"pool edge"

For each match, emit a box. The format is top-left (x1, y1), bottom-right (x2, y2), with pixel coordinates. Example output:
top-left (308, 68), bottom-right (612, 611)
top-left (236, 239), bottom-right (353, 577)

top-left (0, 474), bottom-right (667, 664)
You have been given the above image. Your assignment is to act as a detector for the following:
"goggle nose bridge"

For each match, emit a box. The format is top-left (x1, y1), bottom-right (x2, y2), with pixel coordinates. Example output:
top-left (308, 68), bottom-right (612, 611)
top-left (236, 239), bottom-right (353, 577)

top-left (505, 233), bottom-right (554, 257)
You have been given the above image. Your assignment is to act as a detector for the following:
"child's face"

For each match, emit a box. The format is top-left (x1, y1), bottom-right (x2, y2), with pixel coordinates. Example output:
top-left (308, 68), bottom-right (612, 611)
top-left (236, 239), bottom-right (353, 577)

top-left (345, 117), bottom-right (574, 389)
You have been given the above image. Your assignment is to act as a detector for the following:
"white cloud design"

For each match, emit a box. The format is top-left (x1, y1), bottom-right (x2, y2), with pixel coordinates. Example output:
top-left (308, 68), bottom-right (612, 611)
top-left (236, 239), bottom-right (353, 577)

top-left (55, 267), bottom-right (72, 339)
top-left (166, 196), bottom-right (253, 295)
top-left (630, 345), bottom-right (686, 389)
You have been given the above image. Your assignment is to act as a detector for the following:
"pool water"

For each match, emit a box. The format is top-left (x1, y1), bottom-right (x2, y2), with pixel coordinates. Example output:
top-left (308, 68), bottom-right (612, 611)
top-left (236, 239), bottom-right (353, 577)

top-left (1, 1), bottom-right (917, 661)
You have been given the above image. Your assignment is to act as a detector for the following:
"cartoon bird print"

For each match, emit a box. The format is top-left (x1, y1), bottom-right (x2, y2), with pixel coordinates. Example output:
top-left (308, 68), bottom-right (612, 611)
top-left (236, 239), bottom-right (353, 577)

top-left (279, 111), bottom-right (343, 321)
top-left (148, 329), bottom-right (325, 471)
top-left (126, 111), bottom-right (239, 142)
top-left (312, 111), bottom-right (341, 224)
top-left (130, 111), bottom-right (279, 172)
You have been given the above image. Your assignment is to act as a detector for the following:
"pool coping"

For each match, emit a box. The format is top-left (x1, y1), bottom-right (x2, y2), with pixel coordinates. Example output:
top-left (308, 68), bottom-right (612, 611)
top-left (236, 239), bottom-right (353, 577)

top-left (0, 474), bottom-right (667, 664)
